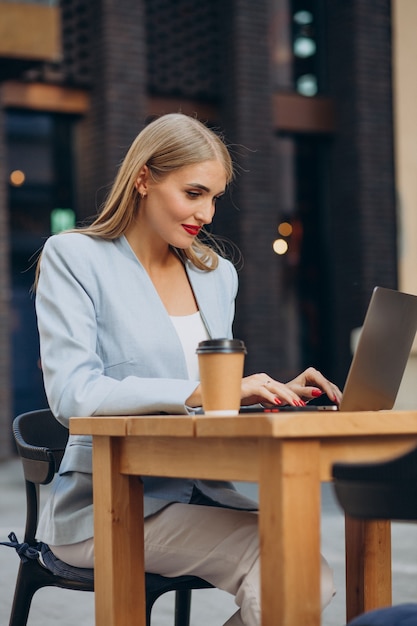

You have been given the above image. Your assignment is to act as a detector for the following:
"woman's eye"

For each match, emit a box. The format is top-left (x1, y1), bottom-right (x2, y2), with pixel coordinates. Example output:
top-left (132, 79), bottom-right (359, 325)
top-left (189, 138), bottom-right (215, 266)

top-left (186, 191), bottom-right (201, 198)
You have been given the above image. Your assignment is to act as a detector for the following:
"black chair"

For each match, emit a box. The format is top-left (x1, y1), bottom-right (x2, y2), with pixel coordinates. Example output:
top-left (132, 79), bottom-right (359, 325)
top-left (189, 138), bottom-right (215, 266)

top-left (332, 448), bottom-right (417, 625)
top-left (2, 409), bottom-right (213, 626)
top-left (332, 445), bottom-right (417, 520)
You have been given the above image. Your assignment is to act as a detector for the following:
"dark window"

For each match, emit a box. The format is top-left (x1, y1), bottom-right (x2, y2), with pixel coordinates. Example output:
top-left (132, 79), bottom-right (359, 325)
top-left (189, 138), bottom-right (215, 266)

top-left (272, 133), bottom-right (332, 374)
top-left (6, 110), bottom-right (76, 416)
top-left (270, 0), bottom-right (324, 96)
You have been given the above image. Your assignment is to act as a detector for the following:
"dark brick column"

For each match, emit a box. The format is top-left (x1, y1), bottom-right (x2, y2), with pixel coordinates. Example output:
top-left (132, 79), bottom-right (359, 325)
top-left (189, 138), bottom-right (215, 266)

top-left (324, 0), bottom-right (397, 385)
top-left (220, 0), bottom-right (290, 378)
top-left (77, 0), bottom-right (148, 218)
top-left (0, 107), bottom-right (13, 458)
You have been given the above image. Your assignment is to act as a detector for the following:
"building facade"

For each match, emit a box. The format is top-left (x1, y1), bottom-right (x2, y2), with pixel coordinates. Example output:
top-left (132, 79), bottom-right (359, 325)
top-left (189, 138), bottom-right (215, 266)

top-left (0, 0), bottom-right (398, 457)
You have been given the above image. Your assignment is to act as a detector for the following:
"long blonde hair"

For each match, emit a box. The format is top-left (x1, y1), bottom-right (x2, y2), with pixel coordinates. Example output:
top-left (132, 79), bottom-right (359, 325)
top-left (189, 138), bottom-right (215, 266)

top-left (76, 113), bottom-right (234, 270)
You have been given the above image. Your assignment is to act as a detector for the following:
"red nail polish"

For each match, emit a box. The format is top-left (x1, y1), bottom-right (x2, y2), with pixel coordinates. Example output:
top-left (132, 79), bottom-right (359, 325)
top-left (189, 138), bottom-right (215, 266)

top-left (274, 397), bottom-right (282, 405)
top-left (311, 389), bottom-right (323, 398)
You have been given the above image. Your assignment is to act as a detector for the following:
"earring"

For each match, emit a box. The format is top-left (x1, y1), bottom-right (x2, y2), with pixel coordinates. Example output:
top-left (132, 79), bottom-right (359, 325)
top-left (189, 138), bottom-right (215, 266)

top-left (141, 192), bottom-right (147, 199)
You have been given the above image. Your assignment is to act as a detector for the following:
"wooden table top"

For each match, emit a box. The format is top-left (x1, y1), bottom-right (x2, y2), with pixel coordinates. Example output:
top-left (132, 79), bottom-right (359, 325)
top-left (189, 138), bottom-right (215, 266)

top-left (70, 410), bottom-right (417, 439)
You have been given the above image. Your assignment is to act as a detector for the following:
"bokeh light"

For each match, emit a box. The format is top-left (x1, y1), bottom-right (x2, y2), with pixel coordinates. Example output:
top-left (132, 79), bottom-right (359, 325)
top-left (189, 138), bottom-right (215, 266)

top-left (9, 170), bottom-right (25, 186)
top-left (273, 238), bottom-right (289, 255)
top-left (278, 221), bottom-right (293, 237)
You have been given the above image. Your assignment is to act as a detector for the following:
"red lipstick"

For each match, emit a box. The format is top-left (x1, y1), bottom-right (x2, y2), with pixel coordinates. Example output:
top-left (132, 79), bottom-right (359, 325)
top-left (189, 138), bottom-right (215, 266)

top-left (182, 224), bottom-right (201, 236)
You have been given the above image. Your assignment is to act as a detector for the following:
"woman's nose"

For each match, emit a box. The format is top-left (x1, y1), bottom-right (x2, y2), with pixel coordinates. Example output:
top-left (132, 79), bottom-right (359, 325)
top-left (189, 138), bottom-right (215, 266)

top-left (195, 201), bottom-right (215, 225)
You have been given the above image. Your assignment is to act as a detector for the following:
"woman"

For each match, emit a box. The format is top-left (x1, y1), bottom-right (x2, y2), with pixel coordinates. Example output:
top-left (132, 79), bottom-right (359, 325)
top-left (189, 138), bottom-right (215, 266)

top-left (35, 113), bottom-right (341, 625)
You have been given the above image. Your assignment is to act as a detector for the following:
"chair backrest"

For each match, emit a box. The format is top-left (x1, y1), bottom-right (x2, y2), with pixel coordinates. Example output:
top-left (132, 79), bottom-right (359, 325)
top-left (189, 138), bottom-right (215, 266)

top-left (13, 409), bottom-right (68, 485)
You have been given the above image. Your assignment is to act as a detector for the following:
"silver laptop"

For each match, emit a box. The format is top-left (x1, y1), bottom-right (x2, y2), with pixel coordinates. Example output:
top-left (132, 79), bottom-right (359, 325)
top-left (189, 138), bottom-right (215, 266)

top-left (238, 286), bottom-right (417, 413)
top-left (338, 286), bottom-right (417, 411)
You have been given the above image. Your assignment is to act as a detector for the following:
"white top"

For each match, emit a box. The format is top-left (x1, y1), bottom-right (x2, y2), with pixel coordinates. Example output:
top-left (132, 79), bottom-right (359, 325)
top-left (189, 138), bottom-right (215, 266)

top-left (170, 311), bottom-right (209, 380)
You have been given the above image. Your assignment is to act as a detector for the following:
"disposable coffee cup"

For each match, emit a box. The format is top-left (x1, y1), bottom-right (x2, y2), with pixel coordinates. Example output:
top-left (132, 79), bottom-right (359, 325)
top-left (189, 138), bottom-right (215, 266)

top-left (196, 338), bottom-right (247, 416)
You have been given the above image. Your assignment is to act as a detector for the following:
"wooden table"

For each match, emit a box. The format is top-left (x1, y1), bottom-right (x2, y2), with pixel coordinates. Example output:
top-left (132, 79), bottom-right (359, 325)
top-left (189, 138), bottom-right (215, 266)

top-left (70, 410), bottom-right (417, 626)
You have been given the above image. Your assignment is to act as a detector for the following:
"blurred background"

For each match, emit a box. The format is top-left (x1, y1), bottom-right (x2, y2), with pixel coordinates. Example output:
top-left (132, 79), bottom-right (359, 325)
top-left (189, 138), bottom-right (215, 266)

top-left (0, 0), bottom-right (416, 458)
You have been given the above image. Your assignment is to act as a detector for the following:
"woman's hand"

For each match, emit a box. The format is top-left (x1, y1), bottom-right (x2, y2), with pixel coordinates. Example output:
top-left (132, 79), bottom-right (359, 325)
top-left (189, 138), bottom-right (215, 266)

top-left (240, 373), bottom-right (305, 407)
top-left (286, 367), bottom-right (342, 404)
top-left (187, 367), bottom-right (342, 409)
top-left (240, 367), bottom-right (342, 407)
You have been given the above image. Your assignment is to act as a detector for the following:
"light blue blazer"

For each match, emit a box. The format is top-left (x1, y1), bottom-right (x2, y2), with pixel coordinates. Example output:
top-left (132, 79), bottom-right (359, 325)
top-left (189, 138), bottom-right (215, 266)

top-left (36, 233), bottom-right (257, 546)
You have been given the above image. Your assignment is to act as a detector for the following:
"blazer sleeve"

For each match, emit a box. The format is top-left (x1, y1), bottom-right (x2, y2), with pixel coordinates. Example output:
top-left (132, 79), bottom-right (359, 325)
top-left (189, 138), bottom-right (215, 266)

top-left (35, 235), bottom-right (209, 427)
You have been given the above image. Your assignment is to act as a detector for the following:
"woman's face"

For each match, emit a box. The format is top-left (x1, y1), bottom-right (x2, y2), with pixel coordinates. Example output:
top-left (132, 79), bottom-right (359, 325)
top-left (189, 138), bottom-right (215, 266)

top-left (137, 160), bottom-right (227, 249)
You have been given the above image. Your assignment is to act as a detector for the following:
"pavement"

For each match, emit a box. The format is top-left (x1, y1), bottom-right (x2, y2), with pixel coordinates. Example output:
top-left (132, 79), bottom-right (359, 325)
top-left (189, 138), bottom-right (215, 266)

top-left (1, 456), bottom-right (417, 626)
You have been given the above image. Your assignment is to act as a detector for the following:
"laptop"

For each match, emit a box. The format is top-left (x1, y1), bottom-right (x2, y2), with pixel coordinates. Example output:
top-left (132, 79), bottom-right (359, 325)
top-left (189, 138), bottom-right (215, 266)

top-left (240, 286), bottom-right (417, 413)
top-left (338, 286), bottom-right (417, 411)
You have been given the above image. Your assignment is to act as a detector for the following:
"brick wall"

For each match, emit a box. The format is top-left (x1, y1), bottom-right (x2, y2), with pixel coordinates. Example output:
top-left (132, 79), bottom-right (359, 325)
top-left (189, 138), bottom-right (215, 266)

top-left (324, 0), bottom-right (397, 384)
top-left (76, 0), bottom-right (148, 219)
top-left (219, 0), bottom-right (292, 378)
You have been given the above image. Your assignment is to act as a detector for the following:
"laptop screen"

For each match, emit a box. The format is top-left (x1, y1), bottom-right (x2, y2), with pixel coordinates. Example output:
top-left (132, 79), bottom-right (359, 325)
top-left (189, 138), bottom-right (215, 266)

top-left (339, 287), bottom-right (417, 411)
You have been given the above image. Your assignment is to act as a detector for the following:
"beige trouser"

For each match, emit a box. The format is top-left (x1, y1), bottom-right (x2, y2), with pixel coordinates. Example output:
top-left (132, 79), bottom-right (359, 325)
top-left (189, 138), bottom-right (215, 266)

top-left (51, 503), bottom-right (336, 626)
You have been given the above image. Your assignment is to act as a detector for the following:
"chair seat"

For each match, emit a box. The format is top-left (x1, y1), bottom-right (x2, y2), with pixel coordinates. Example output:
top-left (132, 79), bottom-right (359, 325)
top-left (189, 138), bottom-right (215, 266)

top-left (41, 541), bottom-right (212, 596)
top-left (41, 542), bottom-right (94, 584)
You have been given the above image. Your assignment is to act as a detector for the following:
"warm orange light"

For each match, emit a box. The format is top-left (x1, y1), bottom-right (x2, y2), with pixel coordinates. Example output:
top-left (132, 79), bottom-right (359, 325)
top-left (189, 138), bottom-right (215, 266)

top-left (10, 170), bottom-right (25, 186)
top-left (278, 221), bottom-right (293, 237)
top-left (273, 238), bottom-right (289, 255)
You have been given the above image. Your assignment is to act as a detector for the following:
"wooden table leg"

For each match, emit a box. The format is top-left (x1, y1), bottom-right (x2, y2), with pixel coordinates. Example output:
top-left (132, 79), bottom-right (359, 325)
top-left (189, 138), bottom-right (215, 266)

top-left (258, 439), bottom-right (321, 626)
top-left (92, 436), bottom-right (145, 626)
top-left (345, 516), bottom-right (392, 623)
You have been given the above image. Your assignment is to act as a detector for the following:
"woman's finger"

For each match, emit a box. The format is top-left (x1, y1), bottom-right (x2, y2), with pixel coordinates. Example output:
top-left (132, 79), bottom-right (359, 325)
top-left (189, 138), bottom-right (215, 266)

top-left (241, 373), bottom-right (304, 407)
top-left (287, 367), bottom-right (342, 403)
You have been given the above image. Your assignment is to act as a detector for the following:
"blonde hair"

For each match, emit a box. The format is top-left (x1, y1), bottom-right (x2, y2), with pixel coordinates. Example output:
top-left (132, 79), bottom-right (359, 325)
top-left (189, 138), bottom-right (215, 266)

top-left (75, 113), bottom-right (234, 270)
